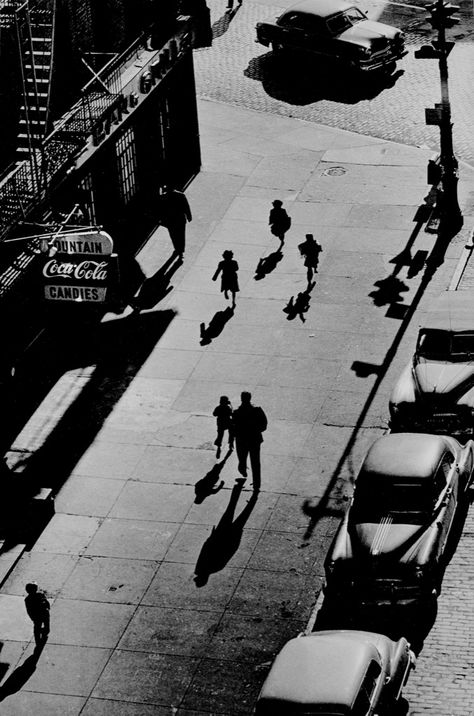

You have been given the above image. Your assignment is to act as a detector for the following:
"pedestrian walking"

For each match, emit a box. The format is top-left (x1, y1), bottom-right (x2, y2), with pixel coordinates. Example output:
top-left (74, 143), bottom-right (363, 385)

top-left (298, 233), bottom-right (322, 283)
top-left (226, 0), bottom-right (242, 12)
top-left (158, 185), bottom-right (192, 259)
top-left (213, 395), bottom-right (234, 457)
top-left (232, 391), bottom-right (267, 491)
top-left (212, 250), bottom-right (239, 307)
top-left (24, 582), bottom-right (50, 648)
top-left (269, 200), bottom-right (291, 246)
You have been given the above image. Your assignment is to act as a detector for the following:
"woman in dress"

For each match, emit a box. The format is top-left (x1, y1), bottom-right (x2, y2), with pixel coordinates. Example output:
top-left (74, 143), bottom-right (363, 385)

top-left (212, 250), bottom-right (240, 307)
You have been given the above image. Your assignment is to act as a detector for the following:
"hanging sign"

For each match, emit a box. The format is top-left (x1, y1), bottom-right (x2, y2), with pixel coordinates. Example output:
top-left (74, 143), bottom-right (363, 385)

top-left (50, 230), bottom-right (113, 256)
top-left (43, 230), bottom-right (116, 303)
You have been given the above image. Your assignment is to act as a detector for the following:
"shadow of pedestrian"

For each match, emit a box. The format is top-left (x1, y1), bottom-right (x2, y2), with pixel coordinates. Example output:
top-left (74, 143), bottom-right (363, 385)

top-left (194, 449), bottom-right (233, 504)
top-left (200, 306), bottom-right (234, 345)
top-left (0, 650), bottom-right (41, 701)
top-left (283, 281), bottom-right (315, 322)
top-left (254, 248), bottom-right (283, 280)
top-left (211, 7), bottom-right (239, 40)
top-left (194, 482), bottom-right (258, 585)
top-left (130, 253), bottom-right (182, 312)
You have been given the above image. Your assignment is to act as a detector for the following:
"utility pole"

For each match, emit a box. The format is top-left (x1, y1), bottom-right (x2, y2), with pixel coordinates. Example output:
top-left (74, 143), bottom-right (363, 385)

top-left (415, 0), bottom-right (463, 237)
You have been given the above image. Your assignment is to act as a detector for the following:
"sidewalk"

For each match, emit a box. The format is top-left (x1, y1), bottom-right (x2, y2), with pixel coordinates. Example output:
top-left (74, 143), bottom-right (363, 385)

top-left (0, 98), bottom-right (473, 715)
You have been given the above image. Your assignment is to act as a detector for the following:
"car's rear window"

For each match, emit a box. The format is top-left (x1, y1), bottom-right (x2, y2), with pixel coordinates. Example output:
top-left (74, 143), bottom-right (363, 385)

top-left (417, 329), bottom-right (474, 358)
top-left (355, 479), bottom-right (432, 514)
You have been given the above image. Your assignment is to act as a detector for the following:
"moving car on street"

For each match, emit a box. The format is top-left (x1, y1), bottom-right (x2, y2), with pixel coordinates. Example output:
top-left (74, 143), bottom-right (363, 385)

top-left (255, 0), bottom-right (407, 72)
top-left (256, 630), bottom-right (415, 715)
top-left (324, 433), bottom-right (474, 608)
top-left (390, 291), bottom-right (474, 437)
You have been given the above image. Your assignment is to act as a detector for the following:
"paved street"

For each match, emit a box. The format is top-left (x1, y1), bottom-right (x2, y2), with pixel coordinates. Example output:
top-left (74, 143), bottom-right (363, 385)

top-left (195, 0), bottom-right (474, 165)
top-left (0, 95), bottom-right (473, 713)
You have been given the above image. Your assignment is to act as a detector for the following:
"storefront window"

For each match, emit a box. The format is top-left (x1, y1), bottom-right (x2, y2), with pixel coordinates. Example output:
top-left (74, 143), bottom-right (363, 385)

top-left (116, 127), bottom-right (138, 204)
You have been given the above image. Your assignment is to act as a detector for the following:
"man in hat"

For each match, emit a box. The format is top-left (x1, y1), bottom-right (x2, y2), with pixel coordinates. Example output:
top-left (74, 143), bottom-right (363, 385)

top-left (24, 582), bottom-right (50, 647)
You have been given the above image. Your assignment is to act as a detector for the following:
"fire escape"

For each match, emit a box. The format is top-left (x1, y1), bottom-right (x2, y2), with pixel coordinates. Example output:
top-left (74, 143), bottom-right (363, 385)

top-left (15, 0), bottom-right (55, 169)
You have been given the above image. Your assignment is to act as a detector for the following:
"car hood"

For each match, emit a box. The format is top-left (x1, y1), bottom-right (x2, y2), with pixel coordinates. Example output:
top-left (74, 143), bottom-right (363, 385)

top-left (414, 359), bottom-right (474, 397)
top-left (351, 517), bottom-right (425, 558)
top-left (339, 20), bottom-right (399, 49)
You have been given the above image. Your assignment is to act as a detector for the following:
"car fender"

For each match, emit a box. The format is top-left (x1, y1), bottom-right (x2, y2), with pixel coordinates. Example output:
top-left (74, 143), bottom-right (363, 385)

top-left (390, 362), bottom-right (416, 407)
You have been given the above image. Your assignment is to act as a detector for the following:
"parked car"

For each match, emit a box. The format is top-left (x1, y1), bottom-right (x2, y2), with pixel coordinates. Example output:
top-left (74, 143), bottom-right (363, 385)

top-left (324, 433), bottom-right (474, 607)
top-left (256, 630), bottom-right (415, 715)
top-left (255, 0), bottom-right (406, 72)
top-left (390, 291), bottom-right (474, 437)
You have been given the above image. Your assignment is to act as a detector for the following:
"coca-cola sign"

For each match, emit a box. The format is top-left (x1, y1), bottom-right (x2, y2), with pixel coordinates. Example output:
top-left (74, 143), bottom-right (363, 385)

top-left (43, 259), bottom-right (108, 282)
top-left (43, 254), bottom-right (115, 303)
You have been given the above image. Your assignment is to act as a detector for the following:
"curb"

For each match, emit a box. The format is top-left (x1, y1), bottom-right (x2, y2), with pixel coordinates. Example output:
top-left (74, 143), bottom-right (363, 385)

top-left (448, 226), bottom-right (474, 291)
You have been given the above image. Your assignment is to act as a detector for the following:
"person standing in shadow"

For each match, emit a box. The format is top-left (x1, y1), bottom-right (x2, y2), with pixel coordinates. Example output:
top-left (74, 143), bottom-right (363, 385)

top-left (212, 250), bottom-right (240, 307)
top-left (232, 391), bottom-right (267, 492)
top-left (24, 582), bottom-right (50, 648)
top-left (212, 395), bottom-right (234, 458)
top-left (269, 200), bottom-right (291, 247)
top-left (158, 184), bottom-right (192, 260)
top-left (298, 233), bottom-right (322, 284)
top-left (194, 481), bottom-right (258, 586)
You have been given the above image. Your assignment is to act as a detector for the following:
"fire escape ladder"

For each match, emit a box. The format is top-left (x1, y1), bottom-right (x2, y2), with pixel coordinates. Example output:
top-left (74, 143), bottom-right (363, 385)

top-left (15, 0), bottom-right (56, 172)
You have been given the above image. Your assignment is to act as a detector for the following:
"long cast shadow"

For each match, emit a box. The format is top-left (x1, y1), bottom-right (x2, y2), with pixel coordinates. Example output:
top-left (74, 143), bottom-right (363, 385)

top-left (200, 306), bottom-right (234, 345)
top-left (254, 248), bottom-right (283, 280)
top-left (245, 52), bottom-right (404, 106)
top-left (0, 649), bottom-right (42, 701)
top-left (194, 449), bottom-right (233, 504)
top-left (302, 216), bottom-right (459, 540)
top-left (194, 482), bottom-right (258, 585)
top-left (1, 309), bottom-right (175, 546)
top-left (130, 253), bottom-right (182, 312)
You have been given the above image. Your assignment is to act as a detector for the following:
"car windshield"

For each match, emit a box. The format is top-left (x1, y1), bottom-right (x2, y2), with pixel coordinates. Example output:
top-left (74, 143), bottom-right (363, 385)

top-left (326, 7), bottom-right (365, 34)
top-left (417, 329), bottom-right (474, 359)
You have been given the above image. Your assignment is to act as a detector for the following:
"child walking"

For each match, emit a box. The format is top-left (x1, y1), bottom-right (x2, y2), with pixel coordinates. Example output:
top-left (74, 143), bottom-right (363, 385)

top-left (213, 395), bottom-right (234, 458)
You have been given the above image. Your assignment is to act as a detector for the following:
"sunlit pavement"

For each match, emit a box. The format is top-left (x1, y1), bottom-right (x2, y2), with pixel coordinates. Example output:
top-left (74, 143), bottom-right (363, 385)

top-left (0, 91), bottom-right (473, 715)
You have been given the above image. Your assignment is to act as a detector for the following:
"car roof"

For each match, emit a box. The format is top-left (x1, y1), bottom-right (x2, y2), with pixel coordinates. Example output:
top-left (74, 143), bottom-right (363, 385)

top-left (281, 0), bottom-right (356, 20)
top-left (421, 291), bottom-right (474, 333)
top-left (258, 632), bottom-right (380, 709)
top-left (361, 433), bottom-right (450, 482)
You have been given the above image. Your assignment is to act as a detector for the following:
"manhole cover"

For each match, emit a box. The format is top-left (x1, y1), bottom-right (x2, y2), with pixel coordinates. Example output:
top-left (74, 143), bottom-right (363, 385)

top-left (324, 166), bottom-right (347, 176)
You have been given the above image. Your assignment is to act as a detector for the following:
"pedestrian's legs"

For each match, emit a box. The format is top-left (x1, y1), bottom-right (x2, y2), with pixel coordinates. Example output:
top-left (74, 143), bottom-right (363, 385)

top-left (226, 0), bottom-right (234, 10)
top-left (236, 440), bottom-right (249, 477)
top-left (231, 290), bottom-right (236, 307)
top-left (248, 443), bottom-right (261, 491)
top-left (33, 620), bottom-right (42, 646)
top-left (306, 266), bottom-right (313, 284)
top-left (168, 221), bottom-right (186, 257)
top-left (42, 612), bottom-right (50, 641)
top-left (215, 425), bottom-right (224, 447)
top-left (227, 427), bottom-right (234, 450)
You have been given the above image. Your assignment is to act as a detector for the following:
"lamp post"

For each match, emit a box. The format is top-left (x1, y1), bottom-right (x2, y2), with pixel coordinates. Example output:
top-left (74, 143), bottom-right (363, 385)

top-left (415, 0), bottom-right (462, 236)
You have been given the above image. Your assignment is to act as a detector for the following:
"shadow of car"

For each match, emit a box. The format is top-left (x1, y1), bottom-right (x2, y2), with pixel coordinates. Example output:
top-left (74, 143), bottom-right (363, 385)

top-left (255, 0), bottom-right (407, 74)
top-left (390, 291), bottom-right (474, 438)
top-left (255, 630), bottom-right (415, 716)
top-left (324, 433), bottom-right (474, 610)
top-left (244, 50), bottom-right (404, 106)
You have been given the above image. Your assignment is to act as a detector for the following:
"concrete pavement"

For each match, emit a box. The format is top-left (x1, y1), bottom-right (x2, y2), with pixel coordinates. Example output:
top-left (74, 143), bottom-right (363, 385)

top-left (0, 98), bottom-right (473, 714)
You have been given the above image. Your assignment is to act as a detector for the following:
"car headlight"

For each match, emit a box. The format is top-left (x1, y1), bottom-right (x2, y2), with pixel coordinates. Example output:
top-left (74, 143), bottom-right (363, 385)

top-left (360, 47), bottom-right (371, 56)
top-left (414, 566), bottom-right (424, 579)
top-left (326, 560), bottom-right (336, 575)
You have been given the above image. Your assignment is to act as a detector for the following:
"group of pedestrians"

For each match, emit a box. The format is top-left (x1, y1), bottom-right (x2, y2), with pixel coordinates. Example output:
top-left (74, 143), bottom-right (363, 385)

top-left (213, 391), bottom-right (267, 492)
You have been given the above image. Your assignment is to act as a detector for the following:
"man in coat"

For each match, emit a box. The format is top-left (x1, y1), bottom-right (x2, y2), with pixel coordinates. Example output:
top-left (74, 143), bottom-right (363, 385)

top-left (159, 185), bottom-right (192, 259)
top-left (232, 391), bottom-right (267, 491)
